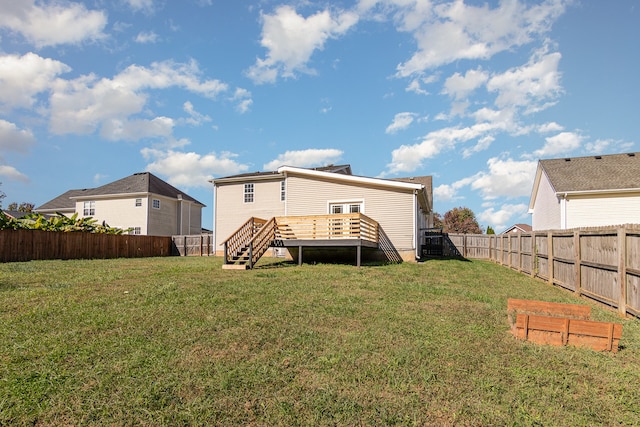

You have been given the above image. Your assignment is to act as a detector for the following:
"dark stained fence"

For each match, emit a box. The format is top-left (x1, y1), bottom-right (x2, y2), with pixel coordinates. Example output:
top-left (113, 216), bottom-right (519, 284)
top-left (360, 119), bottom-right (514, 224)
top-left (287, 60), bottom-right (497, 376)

top-left (171, 234), bottom-right (215, 256)
top-left (448, 225), bottom-right (640, 319)
top-left (0, 230), bottom-right (174, 262)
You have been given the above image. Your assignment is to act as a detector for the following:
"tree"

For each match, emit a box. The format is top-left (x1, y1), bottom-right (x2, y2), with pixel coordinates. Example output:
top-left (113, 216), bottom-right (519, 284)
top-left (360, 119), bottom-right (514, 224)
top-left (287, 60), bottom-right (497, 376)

top-left (8, 202), bottom-right (34, 212)
top-left (432, 212), bottom-right (443, 229)
top-left (442, 206), bottom-right (482, 234)
top-left (0, 182), bottom-right (5, 209)
top-left (486, 226), bottom-right (495, 235)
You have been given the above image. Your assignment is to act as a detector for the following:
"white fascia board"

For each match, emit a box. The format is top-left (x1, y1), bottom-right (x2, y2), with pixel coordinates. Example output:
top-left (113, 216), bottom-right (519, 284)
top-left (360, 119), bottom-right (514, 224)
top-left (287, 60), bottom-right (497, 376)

top-left (70, 192), bottom-right (150, 201)
top-left (277, 166), bottom-right (423, 190)
top-left (211, 173), bottom-right (284, 185)
top-left (556, 188), bottom-right (640, 197)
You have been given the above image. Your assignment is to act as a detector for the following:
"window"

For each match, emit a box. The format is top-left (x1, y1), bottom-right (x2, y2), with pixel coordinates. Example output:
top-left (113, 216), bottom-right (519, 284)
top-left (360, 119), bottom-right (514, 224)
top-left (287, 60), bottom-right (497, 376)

top-left (329, 201), bottom-right (363, 214)
top-left (244, 183), bottom-right (254, 203)
top-left (135, 198), bottom-right (142, 207)
top-left (83, 201), bottom-right (95, 216)
top-left (152, 199), bottom-right (160, 209)
top-left (130, 227), bottom-right (141, 235)
top-left (280, 181), bottom-right (286, 201)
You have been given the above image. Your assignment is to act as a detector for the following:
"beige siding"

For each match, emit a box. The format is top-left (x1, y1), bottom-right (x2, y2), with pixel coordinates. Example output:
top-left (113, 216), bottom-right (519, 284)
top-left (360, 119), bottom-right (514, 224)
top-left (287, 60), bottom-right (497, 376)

top-left (532, 173), bottom-right (560, 230)
top-left (215, 178), bottom-right (286, 248)
top-left (286, 176), bottom-right (416, 251)
top-left (76, 197), bottom-right (149, 234)
top-left (148, 196), bottom-right (179, 236)
top-left (566, 193), bottom-right (640, 228)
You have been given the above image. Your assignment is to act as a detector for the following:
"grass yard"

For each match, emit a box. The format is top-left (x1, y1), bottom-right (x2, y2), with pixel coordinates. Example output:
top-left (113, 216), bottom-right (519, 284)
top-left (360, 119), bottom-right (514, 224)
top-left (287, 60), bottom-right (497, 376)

top-left (1, 256), bottom-right (639, 426)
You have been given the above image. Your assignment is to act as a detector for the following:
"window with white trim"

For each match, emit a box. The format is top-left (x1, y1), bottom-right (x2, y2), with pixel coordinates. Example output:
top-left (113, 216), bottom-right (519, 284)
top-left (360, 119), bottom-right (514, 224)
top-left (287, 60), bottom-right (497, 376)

top-left (83, 201), bottom-right (95, 216)
top-left (130, 227), bottom-right (141, 235)
top-left (280, 181), bottom-right (286, 202)
top-left (244, 183), bottom-right (254, 203)
top-left (152, 199), bottom-right (160, 209)
top-left (135, 198), bottom-right (142, 207)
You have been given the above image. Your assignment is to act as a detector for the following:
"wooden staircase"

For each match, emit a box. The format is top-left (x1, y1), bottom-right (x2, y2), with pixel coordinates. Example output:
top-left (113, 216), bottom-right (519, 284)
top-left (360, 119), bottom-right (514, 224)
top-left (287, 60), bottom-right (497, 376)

top-left (222, 217), bottom-right (277, 269)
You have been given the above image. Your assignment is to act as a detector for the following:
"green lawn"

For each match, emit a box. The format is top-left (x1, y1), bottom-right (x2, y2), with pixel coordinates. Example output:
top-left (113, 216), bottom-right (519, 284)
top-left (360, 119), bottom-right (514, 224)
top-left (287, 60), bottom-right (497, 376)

top-left (1, 256), bottom-right (639, 426)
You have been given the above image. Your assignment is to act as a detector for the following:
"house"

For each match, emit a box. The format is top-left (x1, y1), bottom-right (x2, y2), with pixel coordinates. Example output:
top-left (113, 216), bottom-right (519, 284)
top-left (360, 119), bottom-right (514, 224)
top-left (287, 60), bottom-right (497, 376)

top-left (528, 153), bottom-right (640, 230)
top-left (501, 223), bottom-right (532, 234)
top-left (211, 164), bottom-right (433, 267)
top-left (1, 210), bottom-right (33, 220)
top-left (36, 172), bottom-right (205, 236)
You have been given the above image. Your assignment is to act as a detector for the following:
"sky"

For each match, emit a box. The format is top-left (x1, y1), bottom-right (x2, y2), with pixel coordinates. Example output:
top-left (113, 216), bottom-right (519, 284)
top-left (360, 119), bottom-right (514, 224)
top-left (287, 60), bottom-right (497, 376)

top-left (0, 0), bottom-right (638, 233)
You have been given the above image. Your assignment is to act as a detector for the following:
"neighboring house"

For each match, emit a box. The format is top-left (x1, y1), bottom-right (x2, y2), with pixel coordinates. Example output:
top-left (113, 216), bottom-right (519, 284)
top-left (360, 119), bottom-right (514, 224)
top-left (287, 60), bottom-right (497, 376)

top-left (1, 210), bottom-right (33, 220)
top-left (501, 223), bottom-right (532, 234)
top-left (212, 164), bottom-right (433, 265)
top-left (36, 172), bottom-right (205, 236)
top-left (529, 152), bottom-right (640, 230)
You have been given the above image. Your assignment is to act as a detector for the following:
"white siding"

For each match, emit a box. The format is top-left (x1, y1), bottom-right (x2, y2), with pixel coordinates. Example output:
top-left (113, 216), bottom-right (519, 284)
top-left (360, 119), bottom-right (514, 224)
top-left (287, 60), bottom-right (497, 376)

top-left (76, 197), bottom-right (149, 234)
top-left (532, 173), bottom-right (561, 230)
top-left (286, 176), bottom-right (416, 251)
top-left (566, 193), bottom-right (640, 228)
top-left (148, 196), bottom-right (179, 236)
top-left (215, 178), bottom-right (286, 249)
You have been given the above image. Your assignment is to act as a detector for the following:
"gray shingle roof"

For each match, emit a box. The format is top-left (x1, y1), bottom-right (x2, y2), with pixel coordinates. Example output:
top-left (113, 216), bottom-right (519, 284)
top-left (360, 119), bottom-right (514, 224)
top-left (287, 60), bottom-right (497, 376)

top-left (216, 164), bottom-right (353, 180)
top-left (540, 153), bottom-right (640, 192)
top-left (36, 172), bottom-right (204, 211)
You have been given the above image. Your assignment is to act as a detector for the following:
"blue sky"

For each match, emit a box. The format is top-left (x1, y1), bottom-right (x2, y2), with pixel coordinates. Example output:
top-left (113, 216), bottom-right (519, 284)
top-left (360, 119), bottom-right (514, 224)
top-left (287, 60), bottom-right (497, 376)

top-left (0, 0), bottom-right (638, 232)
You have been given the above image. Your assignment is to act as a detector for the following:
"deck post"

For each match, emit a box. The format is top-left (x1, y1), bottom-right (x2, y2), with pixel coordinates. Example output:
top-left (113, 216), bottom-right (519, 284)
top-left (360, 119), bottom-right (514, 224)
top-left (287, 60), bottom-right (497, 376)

top-left (298, 245), bottom-right (303, 266)
top-left (357, 245), bottom-right (361, 267)
top-left (223, 242), bottom-right (228, 264)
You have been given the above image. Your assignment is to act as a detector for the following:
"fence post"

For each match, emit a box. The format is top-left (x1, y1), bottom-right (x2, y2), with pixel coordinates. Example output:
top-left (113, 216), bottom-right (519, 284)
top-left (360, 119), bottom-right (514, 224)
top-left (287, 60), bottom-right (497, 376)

top-left (618, 227), bottom-right (627, 317)
top-left (574, 230), bottom-right (581, 296)
top-left (531, 233), bottom-right (537, 278)
top-left (547, 231), bottom-right (554, 286)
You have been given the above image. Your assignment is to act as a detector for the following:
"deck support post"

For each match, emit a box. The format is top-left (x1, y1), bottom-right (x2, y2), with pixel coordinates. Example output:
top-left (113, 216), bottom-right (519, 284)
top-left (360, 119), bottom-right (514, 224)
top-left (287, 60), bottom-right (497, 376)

top-left (298, 245), bottom-right (303, 266)
top-left (357, 245), bottom-right (361, 267)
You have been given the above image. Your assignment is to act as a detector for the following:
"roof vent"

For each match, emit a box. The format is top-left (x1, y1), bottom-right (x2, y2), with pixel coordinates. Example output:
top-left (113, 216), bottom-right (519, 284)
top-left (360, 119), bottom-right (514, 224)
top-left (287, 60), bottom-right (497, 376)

top-left (595, 156), bottom-right (602, 159)
top-left (564, 158), bottom-right (571, 162)
top-left (628, 153), bottom-right (636, 157)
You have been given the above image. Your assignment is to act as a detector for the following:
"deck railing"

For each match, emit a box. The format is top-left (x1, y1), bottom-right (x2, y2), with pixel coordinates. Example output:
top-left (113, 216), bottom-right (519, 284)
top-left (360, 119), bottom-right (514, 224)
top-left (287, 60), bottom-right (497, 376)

top-left (275, 213), bottom-right (379, 243)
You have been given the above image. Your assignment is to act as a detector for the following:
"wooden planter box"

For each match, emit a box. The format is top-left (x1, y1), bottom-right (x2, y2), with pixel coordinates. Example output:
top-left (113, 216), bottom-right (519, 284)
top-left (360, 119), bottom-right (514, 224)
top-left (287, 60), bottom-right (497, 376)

top-left (507, 298), bottom-right (623, 352)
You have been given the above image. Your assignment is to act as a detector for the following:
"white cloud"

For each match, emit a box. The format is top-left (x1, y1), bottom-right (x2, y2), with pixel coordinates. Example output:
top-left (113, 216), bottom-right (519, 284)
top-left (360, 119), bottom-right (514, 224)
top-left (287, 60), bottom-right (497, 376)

top-left (141, 148), bottom-right (250, 187)
top-left (386, 112), bottom-right (417, 134)
top-left (434, 157), bottom-right (537, 205)
top-left (231, 88), bottom-right (253, 114)
top-left (442, 68), bottom-right (488, 100)
top-left (0, 119), bottom-right (36, 152)
top-left (181, 101), bottom-right (211, 126)
top-left (394, 0), bottom-right (567, 76)
top-left (386, 122), bottom-right (500, 174)
top-left (584, 139), bottom-right (634, 155)
top-left (134, 31), bottom-right (159, 44)
top-left (462, 135), bottom-right (494, 158)
top-left (470, 157), bottom-right (538, 199)
top-left (263, 149), bottom-right (343, 171)
top-left (49, 60), bottom-right (228, 140)
top-left (0, 53), bottom-right (71, 111)
top-left (0, 164), bottom-right (29, 183)
top-left (478, 203), bottom-right (529, 232)
top-left (487, 47), bottom-right (562, 110)
top-left (125, 0), bottom-right (155, 13)
top-left (0, 0), bottom-right (107, 47)
top-left (532, 131), bottom-right (582, 158)
top-left (246, 5), bottom-right (358, 84)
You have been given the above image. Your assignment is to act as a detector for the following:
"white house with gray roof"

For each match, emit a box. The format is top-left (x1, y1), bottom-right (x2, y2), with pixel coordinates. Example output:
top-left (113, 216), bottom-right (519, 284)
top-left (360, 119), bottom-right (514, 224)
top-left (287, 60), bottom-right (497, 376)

top-left (36, 172), bottom-right (205, 236)
top-left (212, 164), bottom-right (433, 265)
top-left (529, 153), bottom-right (640, 230)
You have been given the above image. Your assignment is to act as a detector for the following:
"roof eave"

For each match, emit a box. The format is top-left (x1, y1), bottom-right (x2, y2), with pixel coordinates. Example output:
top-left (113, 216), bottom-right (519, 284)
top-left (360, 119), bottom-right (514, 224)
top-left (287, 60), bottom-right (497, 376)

top-left (277, 166), bottom-right (423, 190)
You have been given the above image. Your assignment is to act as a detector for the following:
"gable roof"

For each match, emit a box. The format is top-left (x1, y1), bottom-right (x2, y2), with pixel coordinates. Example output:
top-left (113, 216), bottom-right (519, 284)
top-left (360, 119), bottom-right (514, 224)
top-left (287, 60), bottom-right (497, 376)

top-left (501, 223), bottom-right (532, 234)
top-left (539, 152), bottom-right (640, 193)
top-left (37, 172), bottom-right (204, 212)
top-left (212, 164), bottom-right (353, 183)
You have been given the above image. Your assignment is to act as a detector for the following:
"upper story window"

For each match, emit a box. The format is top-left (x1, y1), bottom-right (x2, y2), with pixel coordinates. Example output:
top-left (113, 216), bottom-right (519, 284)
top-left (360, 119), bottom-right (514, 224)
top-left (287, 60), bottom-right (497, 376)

top-left (280, 181), bottom-right (286, 202)
top-left (244, 183), bottom-right (254, 203)
top-left (83, 201), bottom-right (95, 216)
top-left (135, 198), bottom-right (142, 207)
top-left (130, 227), bottom-right (141, 235)
top-left (152, 199), bottom-right (161, 209)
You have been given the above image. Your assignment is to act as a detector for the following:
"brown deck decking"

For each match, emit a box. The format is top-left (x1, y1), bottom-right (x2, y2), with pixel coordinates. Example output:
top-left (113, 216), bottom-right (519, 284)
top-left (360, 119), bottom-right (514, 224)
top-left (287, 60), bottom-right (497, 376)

top-left (222, 213), bottom-right (381, 268)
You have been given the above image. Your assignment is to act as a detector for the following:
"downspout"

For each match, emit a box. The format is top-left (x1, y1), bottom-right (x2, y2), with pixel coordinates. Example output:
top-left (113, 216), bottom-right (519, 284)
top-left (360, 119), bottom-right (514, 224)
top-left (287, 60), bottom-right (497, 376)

top-left (177, 194), bottom-right (183, 234)
top-left (413, 190), bottom-right (418, 259)
top-left (560, 192), bottom-right (568, 230)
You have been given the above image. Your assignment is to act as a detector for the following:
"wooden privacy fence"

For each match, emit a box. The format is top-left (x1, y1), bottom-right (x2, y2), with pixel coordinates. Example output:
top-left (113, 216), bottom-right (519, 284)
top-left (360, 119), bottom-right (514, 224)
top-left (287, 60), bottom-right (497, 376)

top-left (448, 225), bottom-right (640, 319)
top-left (171, 234), bottom-right (215, 256)
top-left (0, 229), bottom-right (173, 262)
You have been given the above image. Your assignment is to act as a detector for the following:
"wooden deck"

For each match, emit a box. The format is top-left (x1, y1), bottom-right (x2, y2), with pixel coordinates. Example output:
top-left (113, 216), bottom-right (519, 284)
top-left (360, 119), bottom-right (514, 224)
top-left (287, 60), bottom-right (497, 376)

top-left (222, 213), bottom-right (380, 268)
